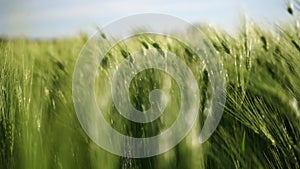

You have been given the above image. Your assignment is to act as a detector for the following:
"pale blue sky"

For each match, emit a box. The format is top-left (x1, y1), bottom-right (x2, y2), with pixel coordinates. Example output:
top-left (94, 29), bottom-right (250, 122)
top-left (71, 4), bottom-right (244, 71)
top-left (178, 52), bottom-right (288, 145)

top-left (0, 0), bottom-right (293, 38)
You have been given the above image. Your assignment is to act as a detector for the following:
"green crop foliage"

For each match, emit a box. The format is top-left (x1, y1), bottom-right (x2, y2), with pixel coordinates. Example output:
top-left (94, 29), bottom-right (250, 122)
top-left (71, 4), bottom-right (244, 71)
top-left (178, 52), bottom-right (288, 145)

top-left (0, 20), bottom-right (300, 169)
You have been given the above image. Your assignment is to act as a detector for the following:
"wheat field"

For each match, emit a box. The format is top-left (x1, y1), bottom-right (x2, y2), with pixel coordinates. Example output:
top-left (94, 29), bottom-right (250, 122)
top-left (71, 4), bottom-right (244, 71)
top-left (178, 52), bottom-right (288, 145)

top-left (0, 19), bottom-right (300, 169)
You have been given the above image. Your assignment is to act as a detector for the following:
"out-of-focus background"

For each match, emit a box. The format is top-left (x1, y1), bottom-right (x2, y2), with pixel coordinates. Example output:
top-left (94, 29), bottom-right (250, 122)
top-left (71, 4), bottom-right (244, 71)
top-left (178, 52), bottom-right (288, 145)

top-left (1, 0), bottom-right (293, 38)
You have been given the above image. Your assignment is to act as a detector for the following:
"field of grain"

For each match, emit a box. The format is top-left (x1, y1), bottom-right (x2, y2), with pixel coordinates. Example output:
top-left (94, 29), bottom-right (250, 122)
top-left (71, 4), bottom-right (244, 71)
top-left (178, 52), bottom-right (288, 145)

top-left (0, 20), bottom-right (300, 169)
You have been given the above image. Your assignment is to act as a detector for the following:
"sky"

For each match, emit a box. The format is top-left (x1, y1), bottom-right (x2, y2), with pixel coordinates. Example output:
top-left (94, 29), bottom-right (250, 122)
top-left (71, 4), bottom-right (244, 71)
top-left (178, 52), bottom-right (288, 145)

top-left (0, 0), bottom-right (294, 38)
